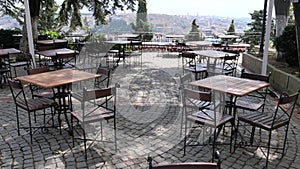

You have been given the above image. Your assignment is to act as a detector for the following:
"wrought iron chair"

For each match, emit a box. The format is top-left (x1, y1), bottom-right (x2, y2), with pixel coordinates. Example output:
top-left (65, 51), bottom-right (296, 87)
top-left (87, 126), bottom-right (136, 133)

top-left (221, 54), bottom-right (239, 76)
top-left (183, 87), bottom-right (234, 162)
top-left (52, 51), bottom-right (77, 70)
top-left (233, 69), bottom-right (272, 114)
top-left (8, 79), bottom-right (57, 143)
top-left (181, 52), bottom-right (208, 80)
top-left (10, 52), bottom-right (33, 78)
top-left (234, 90), bottom-right (299, 168)
top-left (71, 83), bottom-right (118, 160)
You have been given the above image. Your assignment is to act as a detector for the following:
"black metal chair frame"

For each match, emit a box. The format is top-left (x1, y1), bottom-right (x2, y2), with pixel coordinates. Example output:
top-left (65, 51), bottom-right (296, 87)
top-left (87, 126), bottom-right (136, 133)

top-left (232, 69), bottom-right (272, 114)
top-left (10, 52), bottom-right (33, 78)
top-left (181, 52), bottom-right (208, 80)
top-left (52, 51), bottom-right (77, 70)
top-left (234, 90), bottom-right (299, 168)
top-left (8, 79), bottom-right (57, 144)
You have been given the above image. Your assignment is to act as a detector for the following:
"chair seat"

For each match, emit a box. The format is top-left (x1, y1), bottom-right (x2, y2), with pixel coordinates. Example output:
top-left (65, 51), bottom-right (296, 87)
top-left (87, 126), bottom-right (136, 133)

top-left (185, 66), bottom-right (207, 73)
top-left (188, 110), bottom-right (234, 128)
top-left (16, 97), bottom-right (56, 112)
top-left (238, 112), bottom-right (289, 131)
top-left (71, 107), bottom-right (114, 123)
top-left (235, 96), bottom-right (264, 111)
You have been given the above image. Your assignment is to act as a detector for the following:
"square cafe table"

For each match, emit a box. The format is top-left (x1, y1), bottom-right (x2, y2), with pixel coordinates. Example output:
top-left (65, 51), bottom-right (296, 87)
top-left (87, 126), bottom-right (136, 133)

top-left (36, 48), bottom-right (79, 67)
top-left (17, 69), bottom-right (101, 132)
top-left (189, 75), bottom-right (269, 118)
top-left (186, 50), bottom-right (237, 75)
top-left (0, 48), bottom-right (21, 56)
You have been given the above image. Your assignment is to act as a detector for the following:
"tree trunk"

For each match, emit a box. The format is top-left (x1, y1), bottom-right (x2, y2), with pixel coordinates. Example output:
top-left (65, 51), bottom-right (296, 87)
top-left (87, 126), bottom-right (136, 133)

top-left (293, 2), bottom-right (300, 71)
top-left (275, 0), bottom-right (291, 60)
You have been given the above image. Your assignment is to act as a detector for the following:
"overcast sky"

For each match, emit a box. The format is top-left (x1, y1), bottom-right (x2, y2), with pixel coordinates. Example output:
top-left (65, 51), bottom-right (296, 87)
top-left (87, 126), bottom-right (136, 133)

top-left (146, 0), bottom-right (268, 18)
top-left (56, 0), bottom-right (270, 19)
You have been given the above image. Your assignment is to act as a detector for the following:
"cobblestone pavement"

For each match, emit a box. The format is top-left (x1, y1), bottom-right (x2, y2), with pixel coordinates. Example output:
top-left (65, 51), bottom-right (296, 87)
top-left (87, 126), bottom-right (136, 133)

top-left (0, 52), bottom-right (299, 169)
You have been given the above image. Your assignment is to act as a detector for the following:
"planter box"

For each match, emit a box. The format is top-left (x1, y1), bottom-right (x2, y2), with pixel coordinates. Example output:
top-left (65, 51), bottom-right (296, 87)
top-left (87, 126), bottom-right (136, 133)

top-left (242, 53), bottom-right (300, 104)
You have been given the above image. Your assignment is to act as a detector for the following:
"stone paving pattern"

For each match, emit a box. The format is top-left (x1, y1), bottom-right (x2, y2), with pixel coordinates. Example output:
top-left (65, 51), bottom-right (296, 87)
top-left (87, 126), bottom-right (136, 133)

top-left (0, 51), bottom-right (300, 169)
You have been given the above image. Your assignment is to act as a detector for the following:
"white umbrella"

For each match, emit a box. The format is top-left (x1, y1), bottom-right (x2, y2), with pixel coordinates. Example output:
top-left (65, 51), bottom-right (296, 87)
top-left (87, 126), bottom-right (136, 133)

top-left (24, 0), bottom-right (36, 68)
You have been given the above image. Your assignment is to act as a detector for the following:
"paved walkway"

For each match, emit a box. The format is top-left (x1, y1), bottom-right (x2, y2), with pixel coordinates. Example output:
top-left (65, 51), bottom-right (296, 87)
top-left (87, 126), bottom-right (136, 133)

top-left (0, 51), bottom-right (299, 169)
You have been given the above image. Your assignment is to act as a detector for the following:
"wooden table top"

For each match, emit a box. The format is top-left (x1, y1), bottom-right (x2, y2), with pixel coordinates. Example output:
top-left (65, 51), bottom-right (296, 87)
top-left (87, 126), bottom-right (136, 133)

top-left (36, 48), bottom-right (78, 57)
top-left (189, 75), bottom-right (269, 97)
top-left (17, 69), bottom-right (100, 88)
top-left (187, 50), bottom-right (236, 59)
top-left (0, 48), bottom-right (21, 56)
top-left (36, 39), bottom-right (68, 45)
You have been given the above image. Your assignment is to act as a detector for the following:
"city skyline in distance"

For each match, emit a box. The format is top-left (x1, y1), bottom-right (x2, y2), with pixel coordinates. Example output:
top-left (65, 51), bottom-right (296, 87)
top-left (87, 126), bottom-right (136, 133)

top-left (55, 0), bottom-right (271, 19)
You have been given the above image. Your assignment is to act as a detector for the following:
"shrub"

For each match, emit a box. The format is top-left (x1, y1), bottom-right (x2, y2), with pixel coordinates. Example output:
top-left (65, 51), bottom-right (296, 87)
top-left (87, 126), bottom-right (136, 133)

top-left (273, 25), bottom-right (299, 66)
top-left (0, 29), bottom-right (22, 48)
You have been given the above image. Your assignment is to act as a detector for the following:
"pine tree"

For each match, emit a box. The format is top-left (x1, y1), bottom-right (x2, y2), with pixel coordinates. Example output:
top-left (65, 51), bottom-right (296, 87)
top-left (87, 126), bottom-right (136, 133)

top-left (131, 0), bottom-right (153, 41)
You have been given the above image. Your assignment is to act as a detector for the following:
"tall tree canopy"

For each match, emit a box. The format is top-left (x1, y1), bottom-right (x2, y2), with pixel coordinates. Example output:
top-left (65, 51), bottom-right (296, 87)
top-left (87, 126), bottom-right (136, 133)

top-left (131, 0), bottom-right (153, 41)
top-left (0, 0), bottom-right (138, 50)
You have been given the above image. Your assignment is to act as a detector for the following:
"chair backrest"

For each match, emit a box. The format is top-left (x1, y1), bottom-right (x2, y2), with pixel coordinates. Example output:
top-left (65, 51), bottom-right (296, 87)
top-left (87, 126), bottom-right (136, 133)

top-left (181, 52), bottom-right (197, 67)
top-left (83, 83), bottom-right (117, 102)
top-left (8, 79), bottom-right (28, 107)
top-left (273, 90), bottom-right (299, 126)
top-left (27, 66), bottom-right (50, 75)
top-left (184, 88), bottom-right (212, 103)
top-left (94, 67), bottom-right (111, 88)
top-left (240, 69), bottom-right (271, 82)
top-left (55, 51), bottom-right (77, 69)
top-left (222, 54), bottom-right (239, 75)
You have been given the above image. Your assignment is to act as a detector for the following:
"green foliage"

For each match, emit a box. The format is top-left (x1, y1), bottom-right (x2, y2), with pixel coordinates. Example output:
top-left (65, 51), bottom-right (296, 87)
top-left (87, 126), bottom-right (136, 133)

top-left (273, 25), bottom-right (299, 66)
top-left (57, 0), bottom-right (137, 31)
top-left (131, 0), bottom-right (153, 41)
top-left (0, 29), bottom-right (21, 48)
top-left (39, 29), bottom-right (64, 40)
top-left (39, 0), bottom-right (58, 30)
top-left (243, 10), bottom-right (275, 54)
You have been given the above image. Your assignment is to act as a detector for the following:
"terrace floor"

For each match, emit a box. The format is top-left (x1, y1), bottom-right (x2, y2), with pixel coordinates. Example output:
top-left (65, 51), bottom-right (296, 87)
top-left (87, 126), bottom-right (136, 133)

top-left (0, 51), bottom-right (299, 169)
